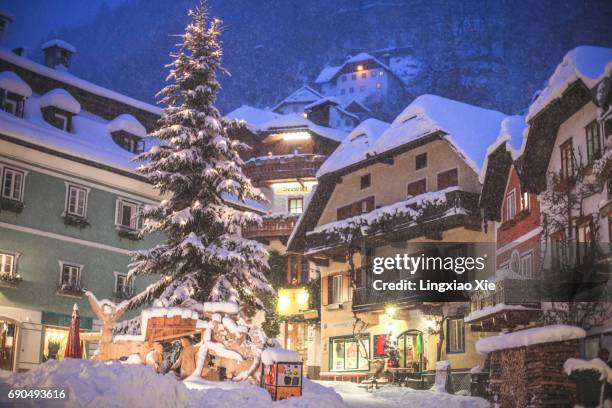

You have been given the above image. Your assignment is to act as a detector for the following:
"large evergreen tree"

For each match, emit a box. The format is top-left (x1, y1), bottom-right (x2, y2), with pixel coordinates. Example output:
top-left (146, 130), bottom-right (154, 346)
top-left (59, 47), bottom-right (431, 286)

top-left (127, 0), bottom-right (272, 312)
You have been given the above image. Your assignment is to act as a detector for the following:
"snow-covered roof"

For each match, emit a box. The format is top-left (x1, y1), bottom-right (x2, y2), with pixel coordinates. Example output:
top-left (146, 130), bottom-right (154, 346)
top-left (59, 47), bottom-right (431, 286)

top-left (304, 96), bottom-right (341, 111)
top-left (0, 71), bottom-right (32, 97)
top-left (0, 48), bottom-right (160, 115)
top-left (260, 113), bottom-right (348, 142)
top-left (564, 358), bottom-right (612, 383)
top-left (261, 346), bottom-right (301, 365)
top-left (478, 115), bottom-right (527, 183)
top-left (271, 85), bottom-right (322, 111)
top-left (107, 114), bottom-right (147, 138)
top-left (39, 88), bottom-right (81, 114)
top-left (316, 95), bottom-right (508, 176)
top-left (317, 118), bottom-right (390, 176)
top-left (475, 324), bottom-right (586, 354)
top-left (527, 46), bottom-right (612, 121)
top-left (41, 39), bottom-right (77, 53)
top-left (0, 94), bottom-right (142, 173)
top-left (224, 105), bottom-right (280, 132)
top-left (346, 52), bottom-right (378, 64)
top-left (315, 65), bottom-right (341, 84)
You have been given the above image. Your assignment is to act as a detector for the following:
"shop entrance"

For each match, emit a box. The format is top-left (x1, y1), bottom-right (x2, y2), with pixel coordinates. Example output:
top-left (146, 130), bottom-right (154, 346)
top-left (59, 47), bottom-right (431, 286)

top-left (397, 329), bottom-right (424, 372)
top-left (0, 318), bottom-right (18, 371)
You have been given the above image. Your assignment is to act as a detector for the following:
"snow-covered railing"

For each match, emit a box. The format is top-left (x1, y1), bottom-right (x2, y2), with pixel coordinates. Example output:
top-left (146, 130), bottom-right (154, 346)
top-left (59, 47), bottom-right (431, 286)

top-left (305, 188), bottom-right (480, 253)
top-left (243, 154), bottom-right (326, 182)
top-left (241, 213), bottom-right (300, 240)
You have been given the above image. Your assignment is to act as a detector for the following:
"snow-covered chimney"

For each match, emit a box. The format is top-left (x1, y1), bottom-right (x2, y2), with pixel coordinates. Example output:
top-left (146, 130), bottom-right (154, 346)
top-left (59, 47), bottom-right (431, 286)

top-left (42, 39), bottom-right (76, 70)
top-left (0, 10), bottom-right (14, 45)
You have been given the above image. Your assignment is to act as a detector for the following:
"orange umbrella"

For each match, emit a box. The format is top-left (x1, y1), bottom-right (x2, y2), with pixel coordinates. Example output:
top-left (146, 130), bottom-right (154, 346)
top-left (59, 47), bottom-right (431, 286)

top-left (64, 303), bottom-right (82, 359)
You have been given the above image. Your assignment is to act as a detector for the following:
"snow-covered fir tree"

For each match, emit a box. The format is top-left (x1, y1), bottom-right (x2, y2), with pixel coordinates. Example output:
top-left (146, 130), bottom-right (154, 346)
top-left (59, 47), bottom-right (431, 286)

top-left (127, 0), bottom-right (273, 313)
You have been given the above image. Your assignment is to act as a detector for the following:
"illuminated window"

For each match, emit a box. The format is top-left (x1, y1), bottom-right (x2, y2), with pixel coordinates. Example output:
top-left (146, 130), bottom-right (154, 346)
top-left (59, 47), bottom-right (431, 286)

top-left (330, 336), bottom-right (370, 371)
top-left (379, 71), bottom-right (384, 76)
top-left (288, 197), bottom-right (303, 214)
top-left (520, 191), bottom-right (530, 211)
top-left (65, 184), bottom-right (88, 218)
top-left (2, 167), bottom-right (25, 201)
top-left (506, 190), bottom-right (516, 221)
top-left (357, 64), bottom-right (364, 71)
top-left (376, 83), bottom-right (382, 90)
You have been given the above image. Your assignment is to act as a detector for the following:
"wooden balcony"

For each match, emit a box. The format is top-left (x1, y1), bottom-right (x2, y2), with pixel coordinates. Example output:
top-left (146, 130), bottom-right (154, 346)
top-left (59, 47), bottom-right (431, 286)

top-left (305, 189), bottom-right (481, 255)
top-left (242, 214), bottom-right (300, 242)
top-left (466, 277), bottom-right (541, 332)
top-left (243, 154), bottom-right (326, 183)
top-left (352, 285), bottom-right (424, 312)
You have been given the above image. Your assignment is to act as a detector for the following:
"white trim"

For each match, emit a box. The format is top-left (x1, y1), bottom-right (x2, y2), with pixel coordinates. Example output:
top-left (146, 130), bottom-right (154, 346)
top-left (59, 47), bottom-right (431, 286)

top-left (505, 189), bottom-right (516, 221)
top-left (63, 181), bottom-right (90, 218)
top-left (496, 227), bottom-right (543, 255)
top-left (0, 163), bottom-right (28, 202)
top-left (0, 249), bottom-right (20, 276)
top-left (0, 155), bottom-right (159, 204)
top-left (3, 99), bottom-right (17, 115)
top-left (53, 112), bottom-right (69, 131)
top-left (115, 197), bottom-right (141, 230)
top-left (0, 222), bottom-right (130, 255)
top-left (520, 250), bottom-right (534, 278)
top-left (58, 260), bottom-right (83, 287)
top-left (113, 271), bottom-right (133, 294)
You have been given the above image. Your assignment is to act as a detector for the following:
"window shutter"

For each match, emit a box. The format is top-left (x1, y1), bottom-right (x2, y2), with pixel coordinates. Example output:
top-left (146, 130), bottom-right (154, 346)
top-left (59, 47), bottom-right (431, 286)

top-left (115, 200), bottom-right (121, 225)
top-left (322, 275), bottom-right (330, 306)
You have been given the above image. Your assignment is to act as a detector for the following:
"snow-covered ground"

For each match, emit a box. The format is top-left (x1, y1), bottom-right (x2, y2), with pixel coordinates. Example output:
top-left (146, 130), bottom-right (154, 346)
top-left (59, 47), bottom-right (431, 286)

top-left (316, 381), bottom-right (488, 408)
top-left (0, 359), bottom-right (346, 408)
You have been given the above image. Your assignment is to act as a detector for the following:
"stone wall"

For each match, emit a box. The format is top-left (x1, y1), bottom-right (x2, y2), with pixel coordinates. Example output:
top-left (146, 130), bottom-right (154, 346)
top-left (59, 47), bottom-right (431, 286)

top-left (488, 339), bottom-right (579, 407)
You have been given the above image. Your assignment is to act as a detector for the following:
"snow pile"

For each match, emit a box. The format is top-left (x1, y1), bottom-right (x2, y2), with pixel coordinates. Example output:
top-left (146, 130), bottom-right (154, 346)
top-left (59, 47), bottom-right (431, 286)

top-left (0, 360), bottom-right (347, 408)
top-left (41, 39), bottom-right (77, 53)
top-left (261, 347), bottom-right (301, 366)
top-left (317, 118), bottom-right (390, 176)
top-left (40, 88), bottom-right (81, 114)
top-left (318, 380), bottom-right (487, 408)
top-left (476, 325), bottom-right (586, 354)
top-left (564, 358), bottom-right (612, 383)
top-left (202, 302), bottom-right (240, 314)
top-left (224, 105), bottom-right (280, 132)
top-left (107, 114), bottom-right (147, 137)
top-left (0, 71), bottom-right (32, 97)
top-left (378, 95), bottom-right (507, 173)
top-left (528, 46), bottom-right (612, 121)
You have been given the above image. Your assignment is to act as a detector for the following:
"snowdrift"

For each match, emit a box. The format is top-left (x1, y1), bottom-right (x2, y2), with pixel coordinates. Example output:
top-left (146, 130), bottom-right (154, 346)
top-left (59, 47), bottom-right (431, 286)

top-left (0, 359), bottom-right (347, 408)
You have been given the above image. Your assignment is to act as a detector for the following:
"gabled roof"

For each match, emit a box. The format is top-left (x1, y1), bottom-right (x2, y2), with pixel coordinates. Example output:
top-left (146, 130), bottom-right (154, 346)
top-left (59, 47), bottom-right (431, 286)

top-left (316, 52), bottom-right (393, 84)
top-left (527, 46), bottom-right (612, 121)
top-left (271, 85), bottom-right (322, 112)
top-left (258, 113), bottom-right (348, 142)
top-left (224, 105), bottom-right (280, 132)
top-left (478, 115), bottom-right (527, 183)
top-left (521, 46), bottom-right (612, 192)
top-left (304, 97), bottom-right (360, 122)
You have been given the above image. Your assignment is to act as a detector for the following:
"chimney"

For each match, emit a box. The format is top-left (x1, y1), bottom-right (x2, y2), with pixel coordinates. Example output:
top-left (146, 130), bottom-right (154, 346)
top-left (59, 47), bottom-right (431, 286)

top-left (42, 39), bottom-right (76, 70)
top-left (0, 9), bottom-right (14, 45)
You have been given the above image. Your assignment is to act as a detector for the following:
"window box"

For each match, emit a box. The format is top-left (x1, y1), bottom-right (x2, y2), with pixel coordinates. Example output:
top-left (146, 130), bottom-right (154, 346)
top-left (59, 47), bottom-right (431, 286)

top-left (57, 283), bottom-right (84, 297)
top-left (116, 226), bottom-right (141, 241)
top-left (0, 197), bottom-right (24, 213)
top-left (0, 272), bottom-right (22, 287)
top-left (62, 213), bottom-right (90, 229)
